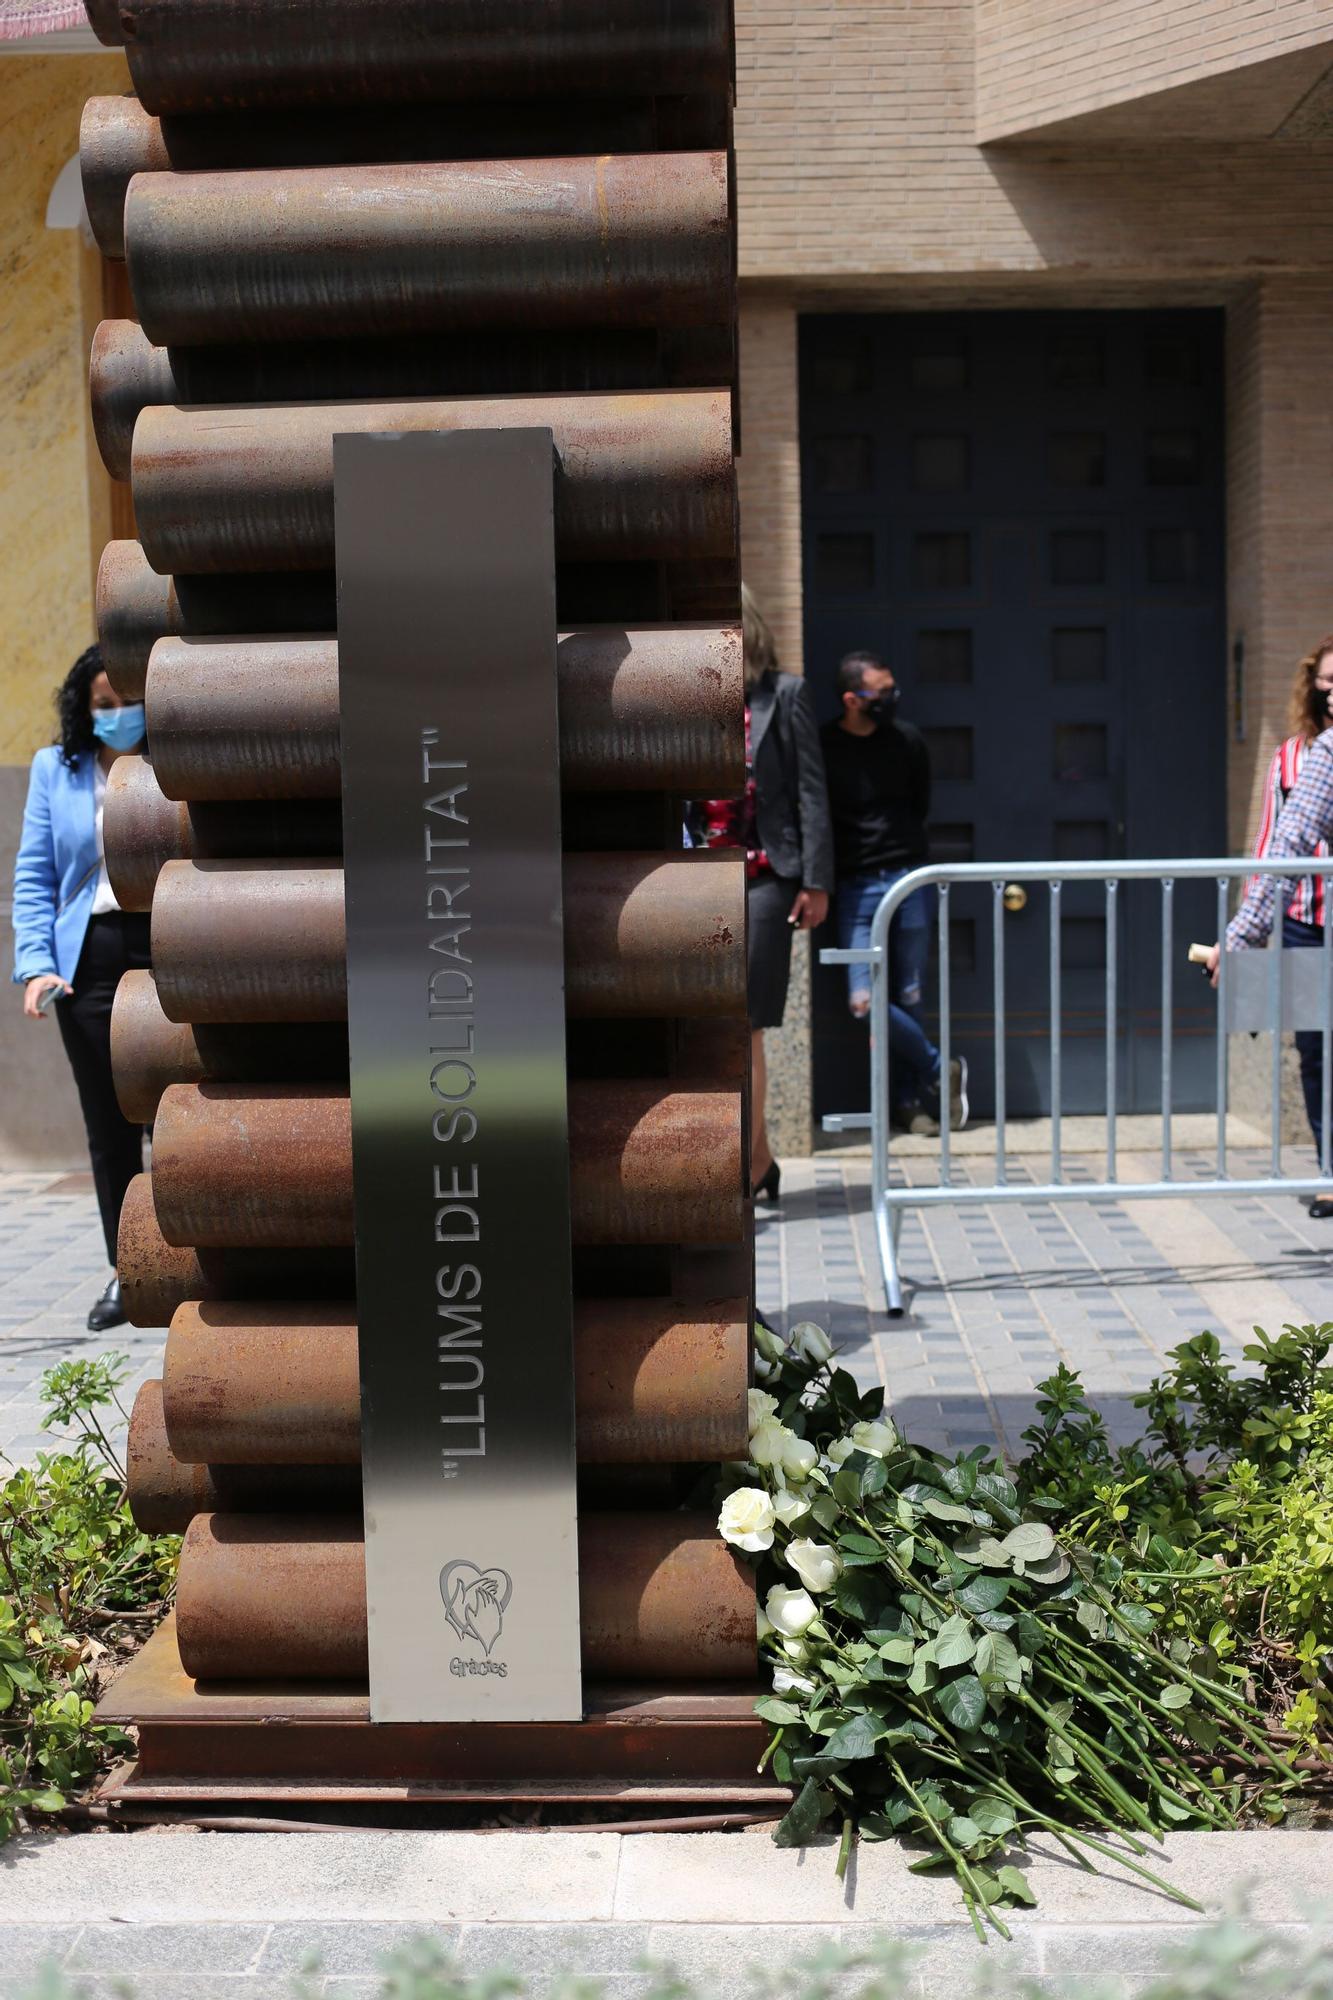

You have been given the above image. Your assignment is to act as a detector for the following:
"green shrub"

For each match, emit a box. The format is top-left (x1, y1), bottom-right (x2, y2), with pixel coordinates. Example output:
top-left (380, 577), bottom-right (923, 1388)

top-left (0, 1354), bottom-right (178, 1836)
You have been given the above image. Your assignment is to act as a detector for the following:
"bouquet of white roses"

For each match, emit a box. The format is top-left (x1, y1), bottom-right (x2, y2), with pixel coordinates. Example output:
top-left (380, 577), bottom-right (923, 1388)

top-left (717, 1323), bottom-right (1300, 1938)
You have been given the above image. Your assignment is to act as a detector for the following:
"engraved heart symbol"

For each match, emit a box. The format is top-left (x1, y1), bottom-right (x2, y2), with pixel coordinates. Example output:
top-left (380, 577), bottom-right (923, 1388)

top-left (439, 1560), bottom-right (513, 1657)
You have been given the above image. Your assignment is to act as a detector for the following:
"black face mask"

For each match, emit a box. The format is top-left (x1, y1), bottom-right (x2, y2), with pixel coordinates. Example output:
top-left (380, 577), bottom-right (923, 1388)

top-left (863, 689), bottom-right (899, 723)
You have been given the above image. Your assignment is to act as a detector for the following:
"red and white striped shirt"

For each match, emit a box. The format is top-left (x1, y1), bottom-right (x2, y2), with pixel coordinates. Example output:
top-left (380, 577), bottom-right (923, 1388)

top-left (1251, 734), bottom-right (1328, 926)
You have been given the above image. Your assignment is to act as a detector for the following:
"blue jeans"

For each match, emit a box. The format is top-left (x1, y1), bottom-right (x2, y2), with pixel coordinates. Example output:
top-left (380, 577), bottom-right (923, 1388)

top-left (836, 871), bottom-right (940, 1107)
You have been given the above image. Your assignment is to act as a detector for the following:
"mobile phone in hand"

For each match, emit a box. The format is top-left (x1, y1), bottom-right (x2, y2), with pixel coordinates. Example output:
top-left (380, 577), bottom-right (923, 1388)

top-left (36, 985), bottom-right (62, 1016)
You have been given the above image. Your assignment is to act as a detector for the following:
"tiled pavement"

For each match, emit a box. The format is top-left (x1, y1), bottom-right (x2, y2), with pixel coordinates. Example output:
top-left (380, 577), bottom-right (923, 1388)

top-left (757, 1136), bottom-right (1333, 1459)
top-left (0, 1172), bottom-right (159, 1468)
top-left (3, 1130), bottom-right (1332, 1468)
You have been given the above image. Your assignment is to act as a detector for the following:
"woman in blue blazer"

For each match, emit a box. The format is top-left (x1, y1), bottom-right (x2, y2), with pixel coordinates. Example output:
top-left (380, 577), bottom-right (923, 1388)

top-left (13, 645), bottom-right (150, 1331)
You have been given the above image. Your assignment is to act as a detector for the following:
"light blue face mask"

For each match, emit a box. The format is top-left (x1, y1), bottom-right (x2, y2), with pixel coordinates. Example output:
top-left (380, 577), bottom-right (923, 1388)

top-left (91, 704), bottom-right (146, 753)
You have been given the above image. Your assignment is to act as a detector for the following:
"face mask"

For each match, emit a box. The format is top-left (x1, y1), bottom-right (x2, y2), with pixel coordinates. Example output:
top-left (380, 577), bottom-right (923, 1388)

top-left (863, 689), bottom-right (899, 723)
top-left (92, 704), bottom-right (146, 753)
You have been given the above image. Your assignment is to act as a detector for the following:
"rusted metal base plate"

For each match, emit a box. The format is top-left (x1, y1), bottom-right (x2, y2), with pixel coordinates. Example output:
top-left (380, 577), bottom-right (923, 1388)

top-left (97, 1617), bottom-right (786, 1807)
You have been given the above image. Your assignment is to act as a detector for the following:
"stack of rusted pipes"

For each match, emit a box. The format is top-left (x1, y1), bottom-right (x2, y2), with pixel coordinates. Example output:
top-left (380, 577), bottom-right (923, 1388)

top-left (82, 0), bottom-right (755, 1694)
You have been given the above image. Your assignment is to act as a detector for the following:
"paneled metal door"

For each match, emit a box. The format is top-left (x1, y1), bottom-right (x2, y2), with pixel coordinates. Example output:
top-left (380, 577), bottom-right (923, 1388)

top-left (800, 309), bottom-right (1226, 1122)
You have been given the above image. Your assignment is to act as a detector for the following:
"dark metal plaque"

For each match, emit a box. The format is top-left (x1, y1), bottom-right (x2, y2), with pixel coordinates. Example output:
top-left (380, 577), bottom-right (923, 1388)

top-left (335, 429), bottom-right (581, 1723)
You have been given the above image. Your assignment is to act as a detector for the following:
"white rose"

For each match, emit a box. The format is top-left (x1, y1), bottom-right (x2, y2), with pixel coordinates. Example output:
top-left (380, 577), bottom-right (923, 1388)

top-left (772, 1485), bottom-right (811, 1528)
top-left (754, 1322), bottom-right (786, 1365)
top-left (718, 1487), bottom-right (775, 1553)
top-left (781, 1635), bottom-right (809, 1661)
top-left (749, 1417), bottom-right (791, 1469)
top-left (809, 1494), bottom-right (841, 1531)
top-left (772, 1664), bottom-right (816, 1696)
top-left (754, 1351), bottom-right (779, 1384)
top-left (851, 1418), bottom-right (901, 1458)
top-left (756, 1603), bottom-right (775, 1642)
top-left (782, 1434), bottom-right (818, 1483)
top-left (765, 1583), bottom-right (818, 1637)
top-left (824, 1437), bottom-right (856, 1468)
top-left (791, 1322), bottom-right (833, 1366)
top-left (748, 1388), bottom-right (779, 1434)
top-left (786, 1538), bottom-right (843, 1593)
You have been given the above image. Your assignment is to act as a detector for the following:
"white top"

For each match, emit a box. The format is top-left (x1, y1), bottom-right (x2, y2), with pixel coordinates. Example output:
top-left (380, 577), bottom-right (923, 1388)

top-left (90, 760), bottom-right (120, 916)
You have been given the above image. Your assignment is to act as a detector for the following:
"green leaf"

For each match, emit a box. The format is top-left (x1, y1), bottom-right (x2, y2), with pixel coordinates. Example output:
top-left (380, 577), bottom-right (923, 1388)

top-left (934, 1615), bottom-right (977, 1670)
top-left (773, 1777), bottom-right (828, 1848)
top-left (754, 1697), bottom-right (803, 1727)
top-left (953, 1529), bottom-right (1012, 1568)
top-left (1020, 1547), bottom-right (1072, 1585)
top-left (936, 1673), bottom-right (987, 1732)
top-left (1158, 1684), bottom-right (1193, 1711)
top-left (942, 1460), bottom-right (979, 1502)
top-left (1076, 1598), bottom-right (1109, 1641)
top-left (955, 1574), bottom-right (1011, 1614)
top-left (923, 1496), bottom-right (978, 1525)
top-left (1001, 1523), bottom-right (1056, 1564)
top-left (25, 1789), bottom-right (65, 1814)
top-left (837, 1533), bottom-right (883, 1557)
top-left (973, 1631), bottom-right (1022, 1687)
top-left (947, 1814), bottom-right (982, 1850)
top-left (878, 1637), bottom-right (917, 1665)
top-left (834, 1570), bottom-right (890, 1624)
top-left (824, 1710), bottom-right (886, 1761)
top-left (1016, 1610), bottom-right (1049, 1655)
top-left (996, 1865), bottom-right (1037, 1907)
top-left (969, 1796), bottom-right (1018, 1838)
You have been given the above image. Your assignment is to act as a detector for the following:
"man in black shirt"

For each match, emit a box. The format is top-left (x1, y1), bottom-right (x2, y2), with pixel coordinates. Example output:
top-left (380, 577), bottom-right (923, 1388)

top-left (821, 650), bottom-right (968, 1133)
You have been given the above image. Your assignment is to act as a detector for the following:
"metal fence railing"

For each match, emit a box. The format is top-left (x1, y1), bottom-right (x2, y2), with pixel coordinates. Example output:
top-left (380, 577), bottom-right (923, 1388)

top-left (820, 858), bottom-right (1333, 1316)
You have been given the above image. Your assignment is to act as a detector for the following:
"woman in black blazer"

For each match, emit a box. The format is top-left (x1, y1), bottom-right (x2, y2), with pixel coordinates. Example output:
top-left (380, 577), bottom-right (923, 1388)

top-left (698, 589), bottom-right (834, 1200)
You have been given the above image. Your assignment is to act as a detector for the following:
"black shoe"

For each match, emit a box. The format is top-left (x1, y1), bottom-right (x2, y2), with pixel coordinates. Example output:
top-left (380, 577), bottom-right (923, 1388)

top-left (752, 1161), bottom-right (781, 1202)
top-left (87, 1276), bottom-right (127, 1333)
top-left (1309, 1197), bottom-right (1333, 1219)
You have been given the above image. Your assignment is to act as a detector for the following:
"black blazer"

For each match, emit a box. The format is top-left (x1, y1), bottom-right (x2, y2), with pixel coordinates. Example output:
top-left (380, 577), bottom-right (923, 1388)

top-left (749, 670), bottom-right (835, 893)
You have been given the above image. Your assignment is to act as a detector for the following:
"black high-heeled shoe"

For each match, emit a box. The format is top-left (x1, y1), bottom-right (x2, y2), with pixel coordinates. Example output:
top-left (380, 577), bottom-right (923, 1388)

top-left (752, 1161), bottom-right (781, 1202)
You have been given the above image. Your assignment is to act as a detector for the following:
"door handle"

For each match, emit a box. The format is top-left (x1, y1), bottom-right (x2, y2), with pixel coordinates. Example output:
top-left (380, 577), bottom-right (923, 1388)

top-left (1002, 883), bottom-right (1028, 913)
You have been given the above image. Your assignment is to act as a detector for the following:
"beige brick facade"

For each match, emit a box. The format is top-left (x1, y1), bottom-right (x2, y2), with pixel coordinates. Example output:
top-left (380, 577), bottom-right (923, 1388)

top-left (977, 0), bottom-right (1333, 142)
top-left (734, 0), bottom-right (1333, 1148)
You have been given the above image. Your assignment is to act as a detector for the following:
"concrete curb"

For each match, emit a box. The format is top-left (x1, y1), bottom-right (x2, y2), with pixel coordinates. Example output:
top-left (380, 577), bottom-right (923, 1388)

top-left (0, 1828), bottom-right (1328, 1997)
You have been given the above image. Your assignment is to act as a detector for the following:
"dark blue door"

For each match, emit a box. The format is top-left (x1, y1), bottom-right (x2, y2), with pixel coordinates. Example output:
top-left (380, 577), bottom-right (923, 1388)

top-left (800, 310), bottom-right (1226, 1124)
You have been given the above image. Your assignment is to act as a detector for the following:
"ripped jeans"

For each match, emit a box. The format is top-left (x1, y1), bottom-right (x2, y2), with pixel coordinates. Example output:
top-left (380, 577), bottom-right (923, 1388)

top-left (836, 870), bottom-right (939, 1110)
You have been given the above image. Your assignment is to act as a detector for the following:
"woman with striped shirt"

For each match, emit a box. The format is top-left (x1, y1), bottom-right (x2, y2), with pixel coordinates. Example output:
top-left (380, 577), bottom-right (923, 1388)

top-left (1250, 633), bottom-right (1333, 1212)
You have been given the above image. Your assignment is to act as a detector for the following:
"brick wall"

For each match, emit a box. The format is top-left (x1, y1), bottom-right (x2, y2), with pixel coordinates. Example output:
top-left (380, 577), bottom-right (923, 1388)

top-left (734, 0), bottom-right (1333, 282)
top-left (976, 0), bottom-right (1333, 142)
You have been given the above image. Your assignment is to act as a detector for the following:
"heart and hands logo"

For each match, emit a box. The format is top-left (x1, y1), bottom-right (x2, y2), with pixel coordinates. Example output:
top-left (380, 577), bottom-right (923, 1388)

top-left (439, 1560), bottom-right (512, 1657)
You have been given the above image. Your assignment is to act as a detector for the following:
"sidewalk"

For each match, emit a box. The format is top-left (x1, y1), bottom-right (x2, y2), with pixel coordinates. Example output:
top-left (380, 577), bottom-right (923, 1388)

top-left (2, 1132), bottom-right (1331, 1468)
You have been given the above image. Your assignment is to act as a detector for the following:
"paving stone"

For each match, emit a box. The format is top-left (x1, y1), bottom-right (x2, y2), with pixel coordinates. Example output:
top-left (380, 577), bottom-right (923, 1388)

top-left (261, 1922), bottom-right (461, 1975)
top-left (65, 1923), bottom-right (272, 1974)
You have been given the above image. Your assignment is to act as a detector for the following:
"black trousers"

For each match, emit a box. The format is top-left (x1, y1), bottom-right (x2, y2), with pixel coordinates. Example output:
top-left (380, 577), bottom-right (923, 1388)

top-left (55, 912), bottom-right (152, 1267)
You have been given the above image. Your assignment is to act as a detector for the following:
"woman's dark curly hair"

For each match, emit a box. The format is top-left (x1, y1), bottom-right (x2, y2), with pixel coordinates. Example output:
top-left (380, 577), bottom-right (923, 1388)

top-left (55, 645), bottom-right (103, 770)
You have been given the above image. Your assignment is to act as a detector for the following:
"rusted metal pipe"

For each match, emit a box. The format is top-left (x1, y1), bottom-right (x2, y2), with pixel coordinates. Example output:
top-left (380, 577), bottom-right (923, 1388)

top-left (151, 862), bottom-right (346, 1025)
top-left (568, 1082), bottom-right (745, 1243)
top-left (160, 1297), bottom-right (748, 1468)
top-left (91, 320), bottom-right (735, 484)
top-left (103, 755), bottom-right (341, 911)
top-left (108, 0), bottom-right (735, 115)
top-left (81, 95), bottom-right (729, 261)
top-left (127, 1382), bottom-right (360, 1536)
top-left (564, 852), bottom-right (745, 1018)
top-left (136, 854), bottom-right (741, 1024)
top-left (143, 624), bottom-right (741, 801)
top-left (117, 1173), bottom-right (357, 1328)
top-left (125, 154), bottom-right (731, 349)
top-left (83, 0), bottom-right (124, 46)
top-left (163, 1305), bottom-right (360, 1467)
top-left (175, 1512), bottom-right (755, 1683)
top-left (97, 540), bottom-right (337, 700)
top-left (111, 972), bottom-right (348, 1123)
top-left (131, 390), bottom-right (736, 575)
top-left (149, 1082), bottom-right (744, 1248)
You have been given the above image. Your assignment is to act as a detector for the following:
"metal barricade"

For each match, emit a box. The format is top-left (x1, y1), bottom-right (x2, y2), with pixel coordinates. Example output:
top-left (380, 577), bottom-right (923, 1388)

top-left (820, 858), bottom-right (1333, 1316)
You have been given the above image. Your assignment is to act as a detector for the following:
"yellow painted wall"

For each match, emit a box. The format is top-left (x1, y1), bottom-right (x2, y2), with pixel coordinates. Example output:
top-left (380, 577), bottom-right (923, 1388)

top-left (0, 51), bottom-right (128, 770)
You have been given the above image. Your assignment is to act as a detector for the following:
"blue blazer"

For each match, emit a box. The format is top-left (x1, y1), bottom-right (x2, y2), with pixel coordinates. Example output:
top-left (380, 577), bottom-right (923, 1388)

top-left (12, 747), bottom-right (101, 988)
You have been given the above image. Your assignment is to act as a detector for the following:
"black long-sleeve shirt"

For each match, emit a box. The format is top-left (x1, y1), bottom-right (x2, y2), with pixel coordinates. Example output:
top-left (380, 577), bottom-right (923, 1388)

top-left (819, 719), bottom-right (931, 879)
